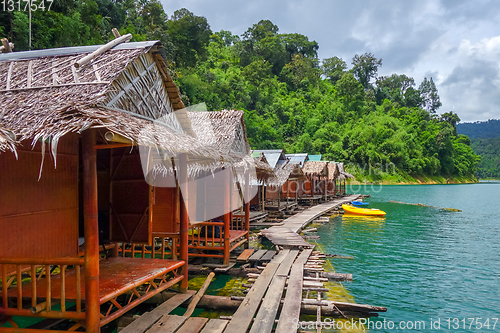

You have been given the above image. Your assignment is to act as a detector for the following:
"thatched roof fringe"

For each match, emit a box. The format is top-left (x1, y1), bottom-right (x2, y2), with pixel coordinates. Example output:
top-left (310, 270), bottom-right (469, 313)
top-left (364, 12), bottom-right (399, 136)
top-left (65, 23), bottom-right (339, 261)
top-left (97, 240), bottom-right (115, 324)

top-left (302, 161), bottom-right (328, 176)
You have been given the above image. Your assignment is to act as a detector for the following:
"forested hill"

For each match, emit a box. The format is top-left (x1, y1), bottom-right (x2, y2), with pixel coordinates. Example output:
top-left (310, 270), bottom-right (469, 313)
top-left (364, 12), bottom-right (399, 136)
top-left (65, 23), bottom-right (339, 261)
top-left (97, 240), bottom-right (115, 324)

top-left (0, 1), bottom-right (480, 182)
top-left (457, 120), bottom-right (500, 179)
top-left (457, 119), bottom-right (500, 139)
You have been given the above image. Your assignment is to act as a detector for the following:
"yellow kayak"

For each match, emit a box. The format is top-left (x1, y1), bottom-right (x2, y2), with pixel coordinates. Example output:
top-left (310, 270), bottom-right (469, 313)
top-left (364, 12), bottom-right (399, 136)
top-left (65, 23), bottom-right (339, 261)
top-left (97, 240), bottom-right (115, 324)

top-left (342, 204), bottom-right (386, 216)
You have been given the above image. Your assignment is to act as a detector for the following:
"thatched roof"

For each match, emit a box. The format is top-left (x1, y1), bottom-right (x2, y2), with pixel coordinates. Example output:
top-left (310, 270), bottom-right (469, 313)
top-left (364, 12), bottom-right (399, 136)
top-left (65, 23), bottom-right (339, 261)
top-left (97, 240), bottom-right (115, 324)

top-left (268, 160), bottom-right (307, 186)
top-left (252, 152), bottom-right (276, 182)
top-left (327, 162), bottom-right (340, 180)
top-left (0, 127), bottom-right (17, 153)
top-left (337, 162), bottom-right (354, 180)
top-left (302, 161), bottom-right (328, 176)
top-left (0, 41), bottom-right (226, 164)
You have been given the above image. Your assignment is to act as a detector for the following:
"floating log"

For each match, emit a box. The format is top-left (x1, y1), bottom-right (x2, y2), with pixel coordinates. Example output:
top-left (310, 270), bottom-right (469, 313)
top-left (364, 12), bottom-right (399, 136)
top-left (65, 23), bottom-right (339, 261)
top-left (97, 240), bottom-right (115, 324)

top-left (304, 271), bottom-right (353, 281)
top-left (389, 200), bottom-right (461, 212)
top-left (302, 228), bottom-right (317, 233)
top-left (227, 296), bottom-right (384, 316)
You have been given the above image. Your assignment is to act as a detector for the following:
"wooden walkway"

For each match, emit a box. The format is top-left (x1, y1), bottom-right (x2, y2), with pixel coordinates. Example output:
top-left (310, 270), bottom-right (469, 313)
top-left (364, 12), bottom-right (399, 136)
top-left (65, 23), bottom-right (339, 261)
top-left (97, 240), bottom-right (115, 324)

top-left (261, 195), bottom-right (360, 248)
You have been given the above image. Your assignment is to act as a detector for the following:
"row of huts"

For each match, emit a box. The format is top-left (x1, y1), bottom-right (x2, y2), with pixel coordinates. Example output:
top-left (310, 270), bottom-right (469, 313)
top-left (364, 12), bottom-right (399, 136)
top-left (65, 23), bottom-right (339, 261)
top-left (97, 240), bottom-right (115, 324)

top-left (0, 39), bottom-right (352, 332)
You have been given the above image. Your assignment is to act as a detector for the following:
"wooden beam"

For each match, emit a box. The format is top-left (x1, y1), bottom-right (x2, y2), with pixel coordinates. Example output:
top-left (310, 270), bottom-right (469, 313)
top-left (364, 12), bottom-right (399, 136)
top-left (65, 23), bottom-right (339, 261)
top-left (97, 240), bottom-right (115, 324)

top-left (27, 61), bottom-right (33, 88)
top-left (71, 62), bottom-right (80, 83)
top-left (112, 28), bottom-right (121, 38)
top-left (5, 62), bottom-right (13, 90)
top-left (0, 81), bottom-right (109, 93)
top-left (75, 33), bottom-right (132, 68)
top-left (1, 38), bottom-right (12, 53)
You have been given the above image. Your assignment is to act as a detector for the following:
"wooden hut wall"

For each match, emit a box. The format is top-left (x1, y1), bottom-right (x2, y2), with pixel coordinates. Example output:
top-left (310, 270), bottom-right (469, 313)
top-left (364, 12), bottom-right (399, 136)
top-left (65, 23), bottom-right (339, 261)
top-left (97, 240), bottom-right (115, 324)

top-left (0, 135), bottom-right (79, 259)
top-left (151, 187), bottom-right (180, 234)
top-left (281, 180), bottom-right (298, 198)
top-left (108, 147), bottom-right (152, 244)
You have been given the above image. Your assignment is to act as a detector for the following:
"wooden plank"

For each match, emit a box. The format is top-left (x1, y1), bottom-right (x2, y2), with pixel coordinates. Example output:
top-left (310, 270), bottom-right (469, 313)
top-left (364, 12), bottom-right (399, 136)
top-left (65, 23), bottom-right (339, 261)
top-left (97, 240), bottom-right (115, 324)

top-left (199, 319), bottom-right (228, 333)
top-left (176, 317), bottom-right (209, 333)
top-left (214, 263), bottom-right (236, 272)
top-left (275, 249), bottom-right (313, 333)
top-left (120, 311), bottom-right (164, 333)
top-left (248, 249), bottom-right (267, 262)
top-left (147, 315), bottom-right (188, 333)
top-left (154, 290), bottom-right (196, 314)
top-left (249, 250), bottom-right (299, 333)
top-left (259, 250), bottom-right (276, 262)
top-left (236, 249), bottom-right (255, 262)
top-left (121, 291), bottom-right (195, 333)
top-left (223, 250), bottom-right (290, 333)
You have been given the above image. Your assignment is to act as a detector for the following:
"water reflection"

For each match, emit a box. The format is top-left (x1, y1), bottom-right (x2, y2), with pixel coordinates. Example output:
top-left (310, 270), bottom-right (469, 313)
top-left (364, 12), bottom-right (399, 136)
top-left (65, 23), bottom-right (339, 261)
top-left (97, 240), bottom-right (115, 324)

top-left (341, 213), bottom-right (386, 226)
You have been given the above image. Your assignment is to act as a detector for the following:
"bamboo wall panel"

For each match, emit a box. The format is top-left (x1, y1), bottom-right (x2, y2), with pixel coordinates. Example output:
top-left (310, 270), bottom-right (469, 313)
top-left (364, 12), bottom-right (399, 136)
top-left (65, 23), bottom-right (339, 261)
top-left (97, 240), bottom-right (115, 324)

top-left (109, 148), bottom-right (151, 244)
top-left (0, 136), bottom-right (79, 259)
top-left (152, 187), bottom-right (179, 234)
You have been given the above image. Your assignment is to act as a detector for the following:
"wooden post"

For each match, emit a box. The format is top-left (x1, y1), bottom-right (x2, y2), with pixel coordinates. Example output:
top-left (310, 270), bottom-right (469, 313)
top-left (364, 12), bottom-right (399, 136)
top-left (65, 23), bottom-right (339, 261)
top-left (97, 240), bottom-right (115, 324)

top-left (286, 180), bottom-right (289, 208)
top-left (178, 153), bottom-right (189, 292)
top-left (82, 130), bottom-right (100, 333)
top-left (295, 180), bottom-right (300, 203)
top-left (278, 185), bottom-right (281, 210)
top-left (261, 185), bottom-right (265, 212)
top-left (324, 177), bottom-right (327, 201)
top-left (223, 170), bottom-right (231, 265)
top-left (244, 171), bottom-right (250, 249)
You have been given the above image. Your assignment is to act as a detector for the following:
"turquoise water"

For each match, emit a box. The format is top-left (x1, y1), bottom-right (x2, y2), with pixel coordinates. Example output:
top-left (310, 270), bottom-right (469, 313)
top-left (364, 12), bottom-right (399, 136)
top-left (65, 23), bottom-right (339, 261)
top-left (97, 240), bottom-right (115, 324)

top-left (317, 182), bottom-right (500, 332)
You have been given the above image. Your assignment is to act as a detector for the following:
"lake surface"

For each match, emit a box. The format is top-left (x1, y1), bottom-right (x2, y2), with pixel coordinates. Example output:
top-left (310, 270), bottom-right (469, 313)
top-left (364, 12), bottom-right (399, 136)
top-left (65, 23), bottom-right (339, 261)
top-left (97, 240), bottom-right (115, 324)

top-left (317, 182), bottom-right (500, 332)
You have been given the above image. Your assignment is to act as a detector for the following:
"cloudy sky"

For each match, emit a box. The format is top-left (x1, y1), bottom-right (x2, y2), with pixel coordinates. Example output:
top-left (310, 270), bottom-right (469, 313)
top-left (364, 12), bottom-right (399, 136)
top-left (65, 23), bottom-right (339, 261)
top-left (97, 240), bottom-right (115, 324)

top-left (161, 0), bottom-right (500, 122)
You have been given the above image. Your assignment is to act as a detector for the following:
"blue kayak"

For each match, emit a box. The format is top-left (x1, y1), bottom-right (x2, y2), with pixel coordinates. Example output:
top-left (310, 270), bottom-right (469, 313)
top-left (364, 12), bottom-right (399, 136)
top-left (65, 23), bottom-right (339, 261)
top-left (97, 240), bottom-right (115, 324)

top-left (351, 200), bottom-right (369, 206)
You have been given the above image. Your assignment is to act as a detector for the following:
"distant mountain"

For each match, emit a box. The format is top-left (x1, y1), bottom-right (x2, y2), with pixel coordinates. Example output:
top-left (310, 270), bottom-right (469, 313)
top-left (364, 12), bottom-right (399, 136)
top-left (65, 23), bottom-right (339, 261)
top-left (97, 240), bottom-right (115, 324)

top-left (457, 119), bottom-right (500, 139)
top-left (471, 137), bottom-right (500, 179)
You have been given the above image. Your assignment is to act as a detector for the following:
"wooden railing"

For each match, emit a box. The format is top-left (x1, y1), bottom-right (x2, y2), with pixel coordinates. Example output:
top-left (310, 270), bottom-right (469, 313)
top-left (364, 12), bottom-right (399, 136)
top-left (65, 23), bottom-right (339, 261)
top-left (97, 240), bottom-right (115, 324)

top-left (231, 213), bottom-right (245, 231)
top-left (117, 236), bottom-right (179, 259)
top-left (0, 257), bottom-right (85, 321)
top-left (188, 222), bottom-right (225, 252)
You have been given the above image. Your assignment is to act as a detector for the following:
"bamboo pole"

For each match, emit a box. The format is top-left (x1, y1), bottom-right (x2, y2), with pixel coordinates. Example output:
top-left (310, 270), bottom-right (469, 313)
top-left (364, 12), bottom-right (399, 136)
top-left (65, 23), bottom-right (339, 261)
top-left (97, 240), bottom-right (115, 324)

top-left (178, 153), bottom-right (189, 292)
top-left (74, 34), bottom-right (132, 68)
top-left (244, 170), bottom-right (250, 248)
top-left (82, 129), bottom-right (100, 333)
top-left (223, 170), bottom-right (231, 266)
top-left (183, 272), bottom-right (215, 317)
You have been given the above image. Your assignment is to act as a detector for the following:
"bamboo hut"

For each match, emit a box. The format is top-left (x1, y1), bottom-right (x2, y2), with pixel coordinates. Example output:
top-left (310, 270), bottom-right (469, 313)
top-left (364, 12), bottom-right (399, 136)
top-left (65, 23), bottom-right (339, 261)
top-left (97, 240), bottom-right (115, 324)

top-left (327, 162), bottom-right (341, 198)
top-left (301, 161), bottom-right (329, 201)
top-left (268, 160), bottom-right (307, 210)
top-left (0, 40), bottom-right (225, 332)
top-left (250, 150), bottom-right (289, 211)
top-left (336, 162), bottom-right (354, 195)
top-left (177, 110), bottom-right (269, 264)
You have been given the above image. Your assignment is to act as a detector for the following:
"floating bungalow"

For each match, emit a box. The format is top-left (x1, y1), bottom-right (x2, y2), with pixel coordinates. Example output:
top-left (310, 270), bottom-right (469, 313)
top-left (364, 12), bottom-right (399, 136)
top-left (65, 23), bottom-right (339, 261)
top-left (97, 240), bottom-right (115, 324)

top-left (180, 110), bottom-right (273, 265)
top-left (327, 162), bottom-right (341, 199)
top-left (301, 161), bottom-right (329, 202)
top-left (337, 162), bottom-right (355, 194)
top-left (0, 39), bottom-right (237, 332)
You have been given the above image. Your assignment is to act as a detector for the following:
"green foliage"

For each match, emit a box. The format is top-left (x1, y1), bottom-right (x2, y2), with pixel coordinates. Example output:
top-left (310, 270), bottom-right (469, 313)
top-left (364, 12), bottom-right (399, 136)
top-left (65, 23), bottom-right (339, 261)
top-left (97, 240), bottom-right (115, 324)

top-left (419, 77), bottom-right (442, 113)
top-left (351, 52), bottom-right (382, 90)
top-left (321, 56), bottom-right (347, 84)
top-left (470, 137), bottom-right (500, 179)
top-left (457, 119), bottom-right (500, 139)
top-left (0, 3), bottom-right (480, 181)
